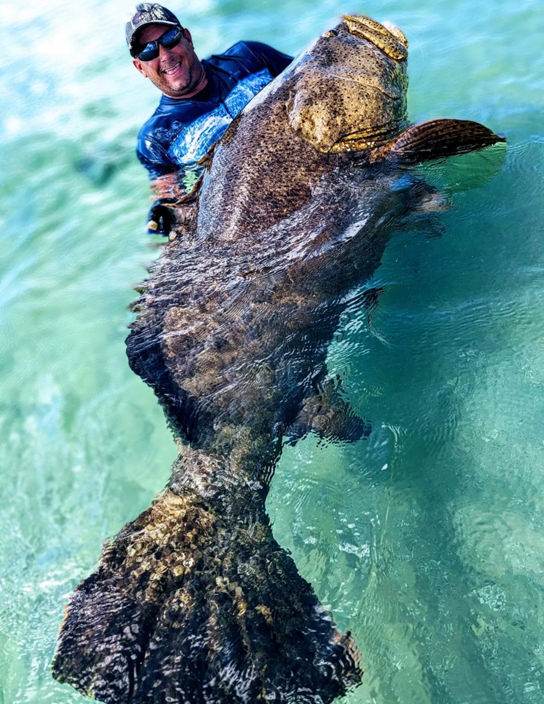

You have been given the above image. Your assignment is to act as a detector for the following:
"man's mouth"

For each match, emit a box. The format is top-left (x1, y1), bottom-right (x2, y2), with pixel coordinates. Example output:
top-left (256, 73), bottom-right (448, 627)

top-left (162, 63), bottom-right (182, 76)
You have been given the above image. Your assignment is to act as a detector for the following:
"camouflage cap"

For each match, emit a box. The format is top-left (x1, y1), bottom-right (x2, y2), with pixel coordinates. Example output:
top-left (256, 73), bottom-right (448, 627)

top-left (126, 3), bottom-right (181, 56)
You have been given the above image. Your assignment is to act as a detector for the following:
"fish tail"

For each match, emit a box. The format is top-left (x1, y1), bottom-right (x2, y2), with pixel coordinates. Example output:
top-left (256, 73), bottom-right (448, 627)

top-left (52, 460), bottom-right (362, 703)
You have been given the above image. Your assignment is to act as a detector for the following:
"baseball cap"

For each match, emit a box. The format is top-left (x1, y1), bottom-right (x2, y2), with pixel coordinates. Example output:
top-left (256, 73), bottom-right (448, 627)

top-left (126, 3), bottom-right (181, 56)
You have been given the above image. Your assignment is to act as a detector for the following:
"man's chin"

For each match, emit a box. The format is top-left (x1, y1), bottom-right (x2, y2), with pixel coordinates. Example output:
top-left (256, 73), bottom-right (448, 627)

top-left (161, 79), bottom-right (190, 98)
top-left (166, 79), bottom-right (207, 100)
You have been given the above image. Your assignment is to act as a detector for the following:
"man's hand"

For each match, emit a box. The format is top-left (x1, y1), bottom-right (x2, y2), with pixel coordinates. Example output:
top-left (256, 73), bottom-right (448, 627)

top-left (147, 198), bottom-right (177, 236)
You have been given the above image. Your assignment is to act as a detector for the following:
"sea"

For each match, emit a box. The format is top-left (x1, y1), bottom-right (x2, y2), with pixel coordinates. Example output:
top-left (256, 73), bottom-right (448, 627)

top-left (1, 0), bottom-right (543, 702)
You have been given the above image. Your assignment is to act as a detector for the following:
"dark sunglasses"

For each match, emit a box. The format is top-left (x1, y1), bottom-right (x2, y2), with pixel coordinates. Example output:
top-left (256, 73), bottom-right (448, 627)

top-left (136, 27), bottom-right (184, 62)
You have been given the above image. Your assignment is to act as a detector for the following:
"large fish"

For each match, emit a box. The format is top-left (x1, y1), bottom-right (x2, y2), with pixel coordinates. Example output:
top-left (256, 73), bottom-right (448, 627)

top-left (52, 15), bottom-right (504, 704)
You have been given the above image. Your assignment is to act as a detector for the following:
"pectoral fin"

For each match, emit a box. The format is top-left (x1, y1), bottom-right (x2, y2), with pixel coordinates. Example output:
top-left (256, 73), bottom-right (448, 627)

top-left (290, 378), bottom-right (371, 444)
top-left (374, 119), bottom-right (506, 165)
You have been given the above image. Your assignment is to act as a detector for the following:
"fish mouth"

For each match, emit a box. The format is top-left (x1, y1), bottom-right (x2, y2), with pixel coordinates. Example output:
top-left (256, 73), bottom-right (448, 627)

top-left (342, 14), bottom-right (408, 61)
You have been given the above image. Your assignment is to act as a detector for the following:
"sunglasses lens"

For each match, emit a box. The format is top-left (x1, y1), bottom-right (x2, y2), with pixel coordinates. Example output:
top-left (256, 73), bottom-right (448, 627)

top-left (138, 42), bottom-right (159, 61)
top-left (136, 28), bottom-right (182, 61)
top-left (161, 28), bottom-right (182, 49)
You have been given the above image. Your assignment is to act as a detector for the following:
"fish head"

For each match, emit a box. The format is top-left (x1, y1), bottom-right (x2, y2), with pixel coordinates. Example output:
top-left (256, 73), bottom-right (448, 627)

top-left (287, 15), bottom-right (409, 152)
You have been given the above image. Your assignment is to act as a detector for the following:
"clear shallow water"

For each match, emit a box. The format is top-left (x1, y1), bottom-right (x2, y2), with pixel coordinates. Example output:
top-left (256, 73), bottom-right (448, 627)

top-left (1, 0), bottom-right (543, 702)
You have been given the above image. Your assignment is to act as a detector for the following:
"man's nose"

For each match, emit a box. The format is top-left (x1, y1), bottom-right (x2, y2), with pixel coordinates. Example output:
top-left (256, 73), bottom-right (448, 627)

top-left (159, 42), bottom-right (176, 59)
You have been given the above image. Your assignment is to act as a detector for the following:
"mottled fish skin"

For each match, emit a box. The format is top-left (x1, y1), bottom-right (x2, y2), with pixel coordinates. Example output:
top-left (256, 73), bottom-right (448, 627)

top-left (52, 15), bottom-right (504, 704)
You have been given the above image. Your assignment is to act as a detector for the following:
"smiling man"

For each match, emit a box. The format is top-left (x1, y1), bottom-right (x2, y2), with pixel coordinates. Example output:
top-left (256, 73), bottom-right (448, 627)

top-left (126, 3), bottom-right (292, 235)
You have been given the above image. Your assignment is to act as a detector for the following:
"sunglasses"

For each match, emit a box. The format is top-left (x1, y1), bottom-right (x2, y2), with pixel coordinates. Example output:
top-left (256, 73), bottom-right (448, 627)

top-left (136, 27), bottom-right (184, 62)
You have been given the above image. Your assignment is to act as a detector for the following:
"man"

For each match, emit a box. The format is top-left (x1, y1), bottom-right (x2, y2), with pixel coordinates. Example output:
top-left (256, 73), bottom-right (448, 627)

top-left (126, 3), bottom-right (292, 236)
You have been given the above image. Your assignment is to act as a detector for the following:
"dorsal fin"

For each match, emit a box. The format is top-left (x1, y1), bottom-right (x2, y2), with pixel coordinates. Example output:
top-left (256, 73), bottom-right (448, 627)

top-left (372, 119), bottom-right (506, 165)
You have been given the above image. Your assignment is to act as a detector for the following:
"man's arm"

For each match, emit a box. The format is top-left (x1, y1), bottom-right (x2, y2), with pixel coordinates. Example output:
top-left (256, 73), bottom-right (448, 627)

top-left (137, 134), bottom-right (185, 236)
top-left (147, 172), bottom-right (201, 238)
top-left (151, 172), bottom-right (185, 201)
top-left (147, 174), bottom-right (179, 236)
top-left (243, 41), bottom-right (293, 77)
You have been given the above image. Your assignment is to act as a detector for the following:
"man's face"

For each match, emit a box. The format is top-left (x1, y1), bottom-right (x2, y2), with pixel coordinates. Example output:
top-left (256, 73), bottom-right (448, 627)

top-left (132, 24), bottom-right (207, 99)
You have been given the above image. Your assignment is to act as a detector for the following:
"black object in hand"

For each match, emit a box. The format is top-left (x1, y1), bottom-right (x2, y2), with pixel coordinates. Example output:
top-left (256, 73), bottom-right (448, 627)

top-left (146, 198), bottom-right (176, 236)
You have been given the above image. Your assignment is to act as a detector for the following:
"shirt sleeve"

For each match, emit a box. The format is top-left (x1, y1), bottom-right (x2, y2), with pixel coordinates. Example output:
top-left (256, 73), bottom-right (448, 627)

top-left (136, 131), bottom-right (177, 181)
top-left (241, 41), bottom-right (293, 77)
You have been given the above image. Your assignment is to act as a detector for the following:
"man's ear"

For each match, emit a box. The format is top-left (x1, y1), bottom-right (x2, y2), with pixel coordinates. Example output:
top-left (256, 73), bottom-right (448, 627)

top-left (183, 28), bottom-right (193, 45)
top-left (133, 57), bottom-right (147, 77)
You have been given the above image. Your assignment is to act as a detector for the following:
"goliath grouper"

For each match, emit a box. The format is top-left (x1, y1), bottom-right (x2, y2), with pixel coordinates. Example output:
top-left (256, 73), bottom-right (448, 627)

top-left (53, 14), bottom-right (504, 704)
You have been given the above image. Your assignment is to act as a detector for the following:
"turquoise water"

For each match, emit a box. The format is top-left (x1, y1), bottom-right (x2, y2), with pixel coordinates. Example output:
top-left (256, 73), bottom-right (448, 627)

top-left (1, 0), bottom-right (543, 702)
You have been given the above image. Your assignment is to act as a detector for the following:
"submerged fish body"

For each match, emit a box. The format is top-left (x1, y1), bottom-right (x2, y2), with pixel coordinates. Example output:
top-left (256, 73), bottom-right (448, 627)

top-left (53, 15), bottom-right (504, 704)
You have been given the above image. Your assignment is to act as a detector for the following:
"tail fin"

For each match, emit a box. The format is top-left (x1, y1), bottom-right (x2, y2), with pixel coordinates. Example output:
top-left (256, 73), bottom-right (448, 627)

top-left (52, 484), bottom-right (361, 703)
